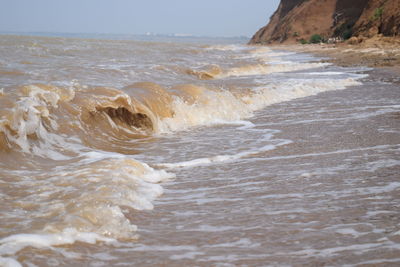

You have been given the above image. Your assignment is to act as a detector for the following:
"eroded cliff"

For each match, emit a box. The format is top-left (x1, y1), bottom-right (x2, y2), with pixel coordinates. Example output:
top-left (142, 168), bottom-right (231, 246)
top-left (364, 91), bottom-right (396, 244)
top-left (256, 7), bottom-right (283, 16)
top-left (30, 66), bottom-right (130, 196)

top-left (250, 0), bottom-right (400, 44)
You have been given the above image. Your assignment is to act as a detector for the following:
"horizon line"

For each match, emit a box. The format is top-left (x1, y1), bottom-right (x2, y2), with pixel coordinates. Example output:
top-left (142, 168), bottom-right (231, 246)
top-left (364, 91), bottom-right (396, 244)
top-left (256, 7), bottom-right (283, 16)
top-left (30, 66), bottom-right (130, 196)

top-left (0, 30), bottom-right (251, 40)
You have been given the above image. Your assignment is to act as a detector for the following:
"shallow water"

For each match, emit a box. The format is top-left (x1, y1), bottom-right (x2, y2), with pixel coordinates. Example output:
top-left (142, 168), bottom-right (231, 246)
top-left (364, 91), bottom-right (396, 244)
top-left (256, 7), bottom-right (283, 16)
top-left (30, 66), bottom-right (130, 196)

top-left (0, 35), bottom-right (399, 266)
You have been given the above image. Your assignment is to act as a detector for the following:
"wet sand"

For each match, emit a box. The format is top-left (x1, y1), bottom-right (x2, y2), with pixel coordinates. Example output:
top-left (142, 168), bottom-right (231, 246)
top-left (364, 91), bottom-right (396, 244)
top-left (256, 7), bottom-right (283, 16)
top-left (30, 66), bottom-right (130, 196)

top-left (276, 36), bottom-right (400, 75)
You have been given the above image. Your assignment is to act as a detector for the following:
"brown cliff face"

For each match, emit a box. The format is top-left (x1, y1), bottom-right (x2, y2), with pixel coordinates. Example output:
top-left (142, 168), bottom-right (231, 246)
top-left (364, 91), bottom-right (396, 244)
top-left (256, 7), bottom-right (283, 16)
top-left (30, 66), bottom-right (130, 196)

top-left (250, 0), bottom-right (400, 44)
top-left (354, 0), bottom-right (400, 37)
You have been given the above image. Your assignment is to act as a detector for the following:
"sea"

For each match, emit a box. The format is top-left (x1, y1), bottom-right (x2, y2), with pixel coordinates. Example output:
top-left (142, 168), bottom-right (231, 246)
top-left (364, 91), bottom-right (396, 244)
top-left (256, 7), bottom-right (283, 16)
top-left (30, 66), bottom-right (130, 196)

top-left (0, 33), bottom-right (399, 266)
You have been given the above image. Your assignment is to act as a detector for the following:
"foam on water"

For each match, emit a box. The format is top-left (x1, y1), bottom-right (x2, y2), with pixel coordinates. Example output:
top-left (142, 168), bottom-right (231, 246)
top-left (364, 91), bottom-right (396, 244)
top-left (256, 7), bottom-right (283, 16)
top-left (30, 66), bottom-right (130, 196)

top-left (157, 77), bottom-right (362, 133)
top-left (0, 228), bottom-right (115, 257)
top-left (0, 35), bottom-right (378, 266)
top-left (218, 62), bottom-right (331, 78)
top-left (0, 85), bottom-right (68, 153)
top-left (0, 154), bottom-right (175, 264)
top-left (0, 257), bottom-right (21, 267)
top-left (158, 139), bottom-right (291, 169)
top-left (155, 46), bottom-right (365, 133)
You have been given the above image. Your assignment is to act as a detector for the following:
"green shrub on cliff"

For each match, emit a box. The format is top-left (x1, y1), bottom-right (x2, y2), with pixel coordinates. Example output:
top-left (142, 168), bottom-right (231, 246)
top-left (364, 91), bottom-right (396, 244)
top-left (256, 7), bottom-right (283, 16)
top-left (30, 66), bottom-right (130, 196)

top-left (299, 39), bottom-right (308, 44)
top-left (309, 34), bottom-right (323, 43)
top-left (334, 23), bottom-right (354, 40)
top-left (343, 29), bottom-right (353, 40)
top-left (372, 7), bottom-right (383, 21)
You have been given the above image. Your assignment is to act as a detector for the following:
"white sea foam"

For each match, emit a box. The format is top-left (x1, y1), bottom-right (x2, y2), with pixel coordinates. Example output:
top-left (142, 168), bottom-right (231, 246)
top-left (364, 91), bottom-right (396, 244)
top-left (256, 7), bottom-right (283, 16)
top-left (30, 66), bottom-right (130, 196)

top-left (0, 257), bottom-right (22, 267)
top-left (0, 228), bottom-right (115, 255)
top-left (157, 76), bottom-right (362, 134)
top-left (247, 78), bottom-right (362, 110)
top-left (291, 243), bottom-right (388, 257)
top-left (0, 84), bottom-right (77, 159)
top-left (158, 88), bottom-right (252, 132)
top-left (0, 156), bottom-right (175, 266)
top-left (217, 62), bottom-right (331, 79)
top-left (207, 44), bottom-right (247, 52)
top-left (158, 139), bottom-right (291, 169)
top-left (81, 150), bottom-right (127, 163)
top-left (306, 71), bottom-right (344, 75)
top-left (335, 228), bottom-right (365, 237)
top-left (211, 120), bottom-right (255, 128)
top-left (0, 228), bottom-right (115, 267)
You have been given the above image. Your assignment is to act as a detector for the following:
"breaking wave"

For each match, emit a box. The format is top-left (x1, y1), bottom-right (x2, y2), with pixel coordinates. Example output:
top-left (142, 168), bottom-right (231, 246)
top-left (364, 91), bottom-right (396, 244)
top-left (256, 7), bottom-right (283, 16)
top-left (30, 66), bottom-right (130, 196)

top-left (0, 75), bottom-right (363, 156)
top-left (185, 62), bottom-right (330, 80)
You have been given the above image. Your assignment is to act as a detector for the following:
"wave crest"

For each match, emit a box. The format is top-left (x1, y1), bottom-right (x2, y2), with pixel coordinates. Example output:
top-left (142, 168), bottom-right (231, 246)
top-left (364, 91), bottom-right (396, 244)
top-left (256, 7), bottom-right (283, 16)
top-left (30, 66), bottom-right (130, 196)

top-left (185, 64), bottom-right (222, 80)
top-left (0, 84), bottom-right (74, 152)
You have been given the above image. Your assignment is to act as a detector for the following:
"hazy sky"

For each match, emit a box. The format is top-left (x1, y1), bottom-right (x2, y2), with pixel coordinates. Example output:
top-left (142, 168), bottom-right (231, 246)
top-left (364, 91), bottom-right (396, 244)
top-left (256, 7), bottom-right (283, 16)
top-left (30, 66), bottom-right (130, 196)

top-left (0, 0), bottom-right (280, 37)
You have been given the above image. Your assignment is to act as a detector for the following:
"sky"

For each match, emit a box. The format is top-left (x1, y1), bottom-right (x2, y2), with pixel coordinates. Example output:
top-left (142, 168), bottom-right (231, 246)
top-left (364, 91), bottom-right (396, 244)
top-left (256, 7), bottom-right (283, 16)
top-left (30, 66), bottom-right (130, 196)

top-left (0, 0), bottom-right (280, 37)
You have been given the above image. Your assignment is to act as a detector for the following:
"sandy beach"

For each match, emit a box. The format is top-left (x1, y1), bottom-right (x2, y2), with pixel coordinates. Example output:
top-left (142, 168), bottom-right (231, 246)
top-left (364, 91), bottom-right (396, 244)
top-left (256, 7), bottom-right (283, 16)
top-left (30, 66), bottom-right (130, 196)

top-left (275, 36), bottom-right (400, 75)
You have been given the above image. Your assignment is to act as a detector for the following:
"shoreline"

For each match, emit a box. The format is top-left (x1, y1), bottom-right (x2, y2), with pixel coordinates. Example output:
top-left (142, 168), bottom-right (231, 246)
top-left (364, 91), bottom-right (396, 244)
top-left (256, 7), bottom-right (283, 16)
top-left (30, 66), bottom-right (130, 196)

top-left (266, 36), bottom-right (400, 76)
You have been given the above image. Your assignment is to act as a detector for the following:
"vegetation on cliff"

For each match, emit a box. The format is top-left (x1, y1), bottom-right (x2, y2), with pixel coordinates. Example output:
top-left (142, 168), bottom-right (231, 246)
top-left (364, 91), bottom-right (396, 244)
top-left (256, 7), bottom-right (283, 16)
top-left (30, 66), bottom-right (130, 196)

top-left (249, 0), bottom-right (400, 44)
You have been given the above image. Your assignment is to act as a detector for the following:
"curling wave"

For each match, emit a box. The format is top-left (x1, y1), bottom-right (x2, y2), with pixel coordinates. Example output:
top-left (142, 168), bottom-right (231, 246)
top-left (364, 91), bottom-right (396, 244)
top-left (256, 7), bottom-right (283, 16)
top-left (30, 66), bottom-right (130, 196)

top-left (0, 74), bottom-right (363, 156)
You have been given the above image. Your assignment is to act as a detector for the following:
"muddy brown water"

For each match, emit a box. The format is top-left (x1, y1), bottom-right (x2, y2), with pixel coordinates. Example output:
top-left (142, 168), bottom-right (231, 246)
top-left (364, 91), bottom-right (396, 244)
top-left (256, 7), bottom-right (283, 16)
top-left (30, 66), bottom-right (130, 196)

top-left (0, 35), bottom-right (399, 266)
